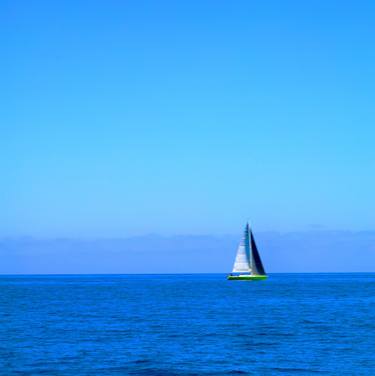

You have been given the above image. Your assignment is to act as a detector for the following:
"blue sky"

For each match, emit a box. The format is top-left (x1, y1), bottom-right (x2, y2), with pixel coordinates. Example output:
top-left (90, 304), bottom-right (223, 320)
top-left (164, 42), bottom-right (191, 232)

top-left (2, 0), bottom-right (375, 238)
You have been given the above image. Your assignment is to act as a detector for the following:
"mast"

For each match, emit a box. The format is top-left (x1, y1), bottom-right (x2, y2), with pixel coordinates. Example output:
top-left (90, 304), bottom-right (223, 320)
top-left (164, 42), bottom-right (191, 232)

top-left (246, 222), bottom-right (252, 272)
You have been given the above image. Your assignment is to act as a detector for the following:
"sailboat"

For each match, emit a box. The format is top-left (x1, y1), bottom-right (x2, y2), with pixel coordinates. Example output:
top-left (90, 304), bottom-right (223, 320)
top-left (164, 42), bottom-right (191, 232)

top-left (227, 223), bottom-right (267, 280)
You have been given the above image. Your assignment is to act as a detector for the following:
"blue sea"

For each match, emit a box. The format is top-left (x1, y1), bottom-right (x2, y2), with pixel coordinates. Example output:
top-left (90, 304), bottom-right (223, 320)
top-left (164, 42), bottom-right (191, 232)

top-left (2, 274), bottom-right (375, 375)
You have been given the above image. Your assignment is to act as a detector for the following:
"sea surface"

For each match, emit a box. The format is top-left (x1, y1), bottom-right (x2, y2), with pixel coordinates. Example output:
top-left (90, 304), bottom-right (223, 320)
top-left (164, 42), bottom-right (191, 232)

top-left (2, 274), bottom-right (375, 375)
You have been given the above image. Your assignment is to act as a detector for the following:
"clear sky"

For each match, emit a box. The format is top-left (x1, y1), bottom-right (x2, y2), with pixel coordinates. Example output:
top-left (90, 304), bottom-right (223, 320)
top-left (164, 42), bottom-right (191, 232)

top-left (2, 0), bottom-right (375, 238)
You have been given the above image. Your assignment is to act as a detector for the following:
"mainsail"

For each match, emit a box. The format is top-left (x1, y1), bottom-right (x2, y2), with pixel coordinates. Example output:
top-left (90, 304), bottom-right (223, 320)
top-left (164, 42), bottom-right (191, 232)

top-left (232, 223), bottom-right (266, 276)
top-left (232, 224), bottom-right (251, 273)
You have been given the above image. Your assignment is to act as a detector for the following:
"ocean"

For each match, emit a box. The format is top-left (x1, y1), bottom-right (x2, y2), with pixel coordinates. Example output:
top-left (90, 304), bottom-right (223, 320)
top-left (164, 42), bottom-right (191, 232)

top-left (2, 273), bottom-right (375, 375)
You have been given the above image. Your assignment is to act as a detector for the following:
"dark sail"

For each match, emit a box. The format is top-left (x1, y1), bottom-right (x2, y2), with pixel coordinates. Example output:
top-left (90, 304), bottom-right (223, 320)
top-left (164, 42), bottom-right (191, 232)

top-left (250, 230), bottom-right (266, 275)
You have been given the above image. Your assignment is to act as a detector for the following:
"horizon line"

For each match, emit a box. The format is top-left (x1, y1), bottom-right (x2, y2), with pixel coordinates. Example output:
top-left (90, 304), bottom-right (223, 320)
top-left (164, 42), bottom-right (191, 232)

top-left (1, 271), bottom-right (374, 276)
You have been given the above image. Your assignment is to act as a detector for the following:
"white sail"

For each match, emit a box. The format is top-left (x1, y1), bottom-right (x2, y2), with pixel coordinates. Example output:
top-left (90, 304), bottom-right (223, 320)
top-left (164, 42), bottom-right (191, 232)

top-left (232, 230), bottom-right (252, 273)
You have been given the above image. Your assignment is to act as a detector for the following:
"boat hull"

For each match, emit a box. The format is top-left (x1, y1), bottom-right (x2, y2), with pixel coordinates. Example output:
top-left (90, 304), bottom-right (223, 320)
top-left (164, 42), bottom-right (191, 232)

top-left (227, 274), bottom-right (268, 281)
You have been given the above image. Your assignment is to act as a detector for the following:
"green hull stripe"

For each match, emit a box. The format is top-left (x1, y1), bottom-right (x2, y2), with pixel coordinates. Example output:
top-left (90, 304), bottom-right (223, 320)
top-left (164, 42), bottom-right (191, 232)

top-left (227, 275), bottom-right (268, 281)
